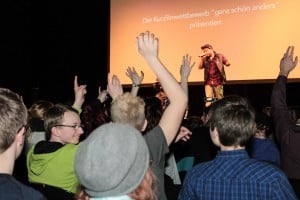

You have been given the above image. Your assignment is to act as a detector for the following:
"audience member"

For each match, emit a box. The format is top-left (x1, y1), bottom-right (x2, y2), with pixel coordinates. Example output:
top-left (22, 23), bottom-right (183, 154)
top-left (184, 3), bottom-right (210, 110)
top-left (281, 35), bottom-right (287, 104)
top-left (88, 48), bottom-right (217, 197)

top-left (0, 88), bottom-right (45, 199)
top-left (27, 103), bottom-right (84, 199)
top-left (271, 45), bottom-right (300, 197)
top-left (108, 31), bottom-right (188, 200)
top-left (80, 86), bottom-right (111, 140)
top-left (250, 111), bottom-right (280, 167)
top-left (75, 123), bottom-right (156, 200)
top-left (179, 95), bottom-right (297, 199)
top-left (14, 99), bottom-right (54, 186)
top-left (25, 100), bottom-right (54, 154)
top-left (174, 115), bottom-right (218, 181)
top-left (143, 96), bottom-right (163, 134)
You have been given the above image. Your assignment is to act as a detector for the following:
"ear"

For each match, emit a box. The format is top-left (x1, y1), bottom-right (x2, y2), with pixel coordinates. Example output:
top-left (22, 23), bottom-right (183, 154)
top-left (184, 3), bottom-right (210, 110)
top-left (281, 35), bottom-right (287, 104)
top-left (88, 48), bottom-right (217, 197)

top-left (141, 119), bottom-right (148, 132)
top-left (15, 126), bottom-right (25, 146)
top-left (210, 127), bottom-right (218, 139)
top-left (210, 127), bottom-right (220, 146)
top-left (51, 126), bottom-right (61, 138)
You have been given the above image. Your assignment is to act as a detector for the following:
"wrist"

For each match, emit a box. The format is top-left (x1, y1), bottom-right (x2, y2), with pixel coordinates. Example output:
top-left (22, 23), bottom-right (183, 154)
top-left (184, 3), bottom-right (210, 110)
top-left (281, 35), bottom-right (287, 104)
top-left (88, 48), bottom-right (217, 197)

top-left (133, 83), bottom-right (140, 87)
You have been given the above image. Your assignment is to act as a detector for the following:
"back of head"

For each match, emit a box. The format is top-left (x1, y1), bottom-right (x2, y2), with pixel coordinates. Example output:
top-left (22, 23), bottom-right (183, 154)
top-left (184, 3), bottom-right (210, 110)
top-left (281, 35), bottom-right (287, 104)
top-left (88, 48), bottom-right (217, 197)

top-left (144, 96), bottom-right (163, 133)
top-left (80, 99), bottom-right (111, 136)
top-left (255, 111), bottom-right (273, 136)
top-left (0, 88), bottom-right (27, 153)
top-left (75, 123), bottom-right (150, 198)
top-left (28, 100), bottom-right (54, 120)
top-left (110, 92), bottom-right (145, 130)
top-left (208, 95), bottom-right (255, 147)
top-left (182, 115), bottom-right (204, 132)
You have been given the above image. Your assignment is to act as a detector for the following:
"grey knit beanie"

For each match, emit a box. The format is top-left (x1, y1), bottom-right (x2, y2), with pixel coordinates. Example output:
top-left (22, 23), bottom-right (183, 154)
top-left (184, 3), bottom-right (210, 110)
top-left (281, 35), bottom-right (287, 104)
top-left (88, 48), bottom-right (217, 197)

top-left (75, 123), bottom-right (150, 197)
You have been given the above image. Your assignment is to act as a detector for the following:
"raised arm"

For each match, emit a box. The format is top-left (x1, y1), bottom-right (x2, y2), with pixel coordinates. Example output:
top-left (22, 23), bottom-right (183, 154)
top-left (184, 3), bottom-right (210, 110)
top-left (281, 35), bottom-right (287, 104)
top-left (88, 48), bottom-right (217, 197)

top-left (125, 66), bottom-right (144, 96)
top-left (72, 75), bottom-right (87, 112)
top-left (278, 46), bottom-right (298, 77)
top-left (271, 46), bottom-right (299, 143)
top-left (198, 56), bottom-right (205, 69)
top-left (136, 31), bottom-right (188, 145)
top-left (180, 54), bottom-right (195, 97)
top-left (97, 86), bottom-right (108, 103)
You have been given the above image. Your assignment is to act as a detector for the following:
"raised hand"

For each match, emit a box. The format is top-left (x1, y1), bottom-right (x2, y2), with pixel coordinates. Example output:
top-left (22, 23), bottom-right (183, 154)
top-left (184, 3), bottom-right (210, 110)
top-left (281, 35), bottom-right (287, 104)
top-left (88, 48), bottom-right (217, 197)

top-left (73, 75), bottom-right (87, 109)
top-left (107, 73), bottom-right (123, 100)
top-left (175, 126), bottom-right (192, 143)
top-left (180, 54), bottom-right (195, 80)
top-left (125, 66), bottom-right (144, 86)
top-left (279, 46), bottom-right (298, 77)
top-left (97, 86), bottom-right (108, 103)
top-left (136, 31), bottom-right (158, 61)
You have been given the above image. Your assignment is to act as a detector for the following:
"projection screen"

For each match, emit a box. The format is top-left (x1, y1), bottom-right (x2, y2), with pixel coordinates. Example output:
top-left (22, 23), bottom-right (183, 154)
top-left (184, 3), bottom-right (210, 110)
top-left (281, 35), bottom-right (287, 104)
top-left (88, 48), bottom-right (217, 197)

top-left (110, 0), bottom-right (300, 85)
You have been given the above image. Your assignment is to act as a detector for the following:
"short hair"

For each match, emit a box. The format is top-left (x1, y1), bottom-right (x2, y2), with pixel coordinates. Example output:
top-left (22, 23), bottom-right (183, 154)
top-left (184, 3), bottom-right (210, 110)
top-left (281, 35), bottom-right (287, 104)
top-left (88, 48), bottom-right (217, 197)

top-left (110, 92), bottom-right (145, 130)
top-left (208, 95), bottom-right (255, 147)
top-left (44, 103), bottom-right (79, 140)
top-left (143, 96), bottom-right (163, 133)
top-left (0, 88), bottom-right (27, 153)
top-left (201, 44), bottom-right (213, 50)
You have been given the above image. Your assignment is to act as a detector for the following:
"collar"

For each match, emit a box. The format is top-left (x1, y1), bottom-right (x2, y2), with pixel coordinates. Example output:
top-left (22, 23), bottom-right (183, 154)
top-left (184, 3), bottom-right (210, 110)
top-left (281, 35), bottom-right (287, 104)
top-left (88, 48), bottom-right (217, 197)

top-left (216, 149), bottom-right (249, 159)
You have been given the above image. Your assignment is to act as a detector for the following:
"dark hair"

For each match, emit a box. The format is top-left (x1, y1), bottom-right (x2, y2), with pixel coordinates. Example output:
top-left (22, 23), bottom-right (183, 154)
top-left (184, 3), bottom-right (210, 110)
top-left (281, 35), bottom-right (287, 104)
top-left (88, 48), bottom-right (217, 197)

top-left (181, 116), bottom-right (204, 131)
top-left (208, 95), bottom-right (255, 147)
top-left (201, 44), bottom-right (213, 50)
top-left (143, 96), bottom-right (163, 133)
top-left (255, 111), bottom-right (273, 136)
top-left (80, 99), bottom-right (111, 139)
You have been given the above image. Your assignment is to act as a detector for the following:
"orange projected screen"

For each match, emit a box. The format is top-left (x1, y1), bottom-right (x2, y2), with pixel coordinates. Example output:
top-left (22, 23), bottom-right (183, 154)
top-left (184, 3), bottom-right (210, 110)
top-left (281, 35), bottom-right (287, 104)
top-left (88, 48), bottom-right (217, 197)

top-left (110, 0), bottom-right (300, 85)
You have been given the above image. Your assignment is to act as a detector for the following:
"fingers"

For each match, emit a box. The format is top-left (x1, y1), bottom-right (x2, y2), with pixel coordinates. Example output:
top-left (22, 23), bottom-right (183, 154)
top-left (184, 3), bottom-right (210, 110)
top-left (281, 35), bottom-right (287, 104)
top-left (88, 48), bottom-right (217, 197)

top-left (295, 56), bottom-right (299, 66)
top-left (290, 46), bottom-right (294, 58)
top-left (74, 75), bottom-right (79, 88)
top-left (137, 31), bottom-right (158, 45)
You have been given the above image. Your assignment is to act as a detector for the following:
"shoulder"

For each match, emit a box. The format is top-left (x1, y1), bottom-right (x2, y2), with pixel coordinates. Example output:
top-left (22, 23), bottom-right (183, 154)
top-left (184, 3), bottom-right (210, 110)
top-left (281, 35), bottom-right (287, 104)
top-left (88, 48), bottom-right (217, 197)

top-left (185, 161), bottom-right (214, 179)
top-left (62, 143), bottom-right (80, 153)
top-left (144, 125), bottom-right (164, 140)
top-left (244, 159), bottom-right (287, 181)
top-left (0, 174), bottom-right (44, 199)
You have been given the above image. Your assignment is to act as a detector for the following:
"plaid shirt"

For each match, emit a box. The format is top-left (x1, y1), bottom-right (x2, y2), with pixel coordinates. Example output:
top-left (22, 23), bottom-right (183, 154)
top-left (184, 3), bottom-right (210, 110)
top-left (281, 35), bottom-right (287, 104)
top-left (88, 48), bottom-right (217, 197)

top-left (179, 149), bottom-right (297, 200)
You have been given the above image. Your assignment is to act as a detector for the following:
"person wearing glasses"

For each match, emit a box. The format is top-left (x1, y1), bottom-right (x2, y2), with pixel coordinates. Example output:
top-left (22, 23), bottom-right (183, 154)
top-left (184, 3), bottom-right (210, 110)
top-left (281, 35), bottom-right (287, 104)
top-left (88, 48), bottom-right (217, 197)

top-left (0, 88), bottom-right (45, 199)
top-left (27, 103), bottom-right (84, 200)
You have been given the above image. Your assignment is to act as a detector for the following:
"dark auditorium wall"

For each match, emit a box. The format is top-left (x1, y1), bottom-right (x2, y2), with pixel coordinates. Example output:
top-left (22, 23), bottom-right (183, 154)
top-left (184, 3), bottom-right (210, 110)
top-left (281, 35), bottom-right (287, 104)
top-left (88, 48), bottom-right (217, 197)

top-left (2, 0), bottom-right (110, 106)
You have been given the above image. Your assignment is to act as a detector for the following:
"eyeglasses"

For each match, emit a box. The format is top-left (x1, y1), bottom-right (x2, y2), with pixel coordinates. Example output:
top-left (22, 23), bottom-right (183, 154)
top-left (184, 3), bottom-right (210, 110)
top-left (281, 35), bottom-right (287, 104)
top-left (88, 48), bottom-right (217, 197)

top-left (55, 124), bottom-right (84, 130)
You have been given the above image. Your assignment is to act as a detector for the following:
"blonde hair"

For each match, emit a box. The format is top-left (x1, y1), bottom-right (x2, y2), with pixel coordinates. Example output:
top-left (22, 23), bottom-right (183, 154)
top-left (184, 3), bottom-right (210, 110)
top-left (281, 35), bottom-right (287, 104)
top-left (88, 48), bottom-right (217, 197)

top-left (28, 100), bottom-right (54, 120)
top-left (110, 92), bottom-right (145, 130)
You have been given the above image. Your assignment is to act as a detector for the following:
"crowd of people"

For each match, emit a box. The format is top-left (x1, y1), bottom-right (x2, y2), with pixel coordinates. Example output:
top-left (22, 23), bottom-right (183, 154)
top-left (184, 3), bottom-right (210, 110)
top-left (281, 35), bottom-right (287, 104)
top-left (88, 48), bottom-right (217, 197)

top-left (1, 31), bottom-right (300, 200)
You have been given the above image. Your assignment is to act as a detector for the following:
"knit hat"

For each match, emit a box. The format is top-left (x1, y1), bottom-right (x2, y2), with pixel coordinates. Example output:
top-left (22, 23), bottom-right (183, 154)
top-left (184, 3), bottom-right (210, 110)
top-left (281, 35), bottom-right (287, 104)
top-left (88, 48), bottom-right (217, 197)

top-left (75, 123), bottom-right (150, 197)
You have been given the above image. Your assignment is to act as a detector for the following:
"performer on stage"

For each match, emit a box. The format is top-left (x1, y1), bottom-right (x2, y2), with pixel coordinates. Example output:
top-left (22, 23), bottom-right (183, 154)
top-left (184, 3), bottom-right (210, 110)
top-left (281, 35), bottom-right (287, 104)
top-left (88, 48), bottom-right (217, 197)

top-left (198, 44), bottom-right (230, 107)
